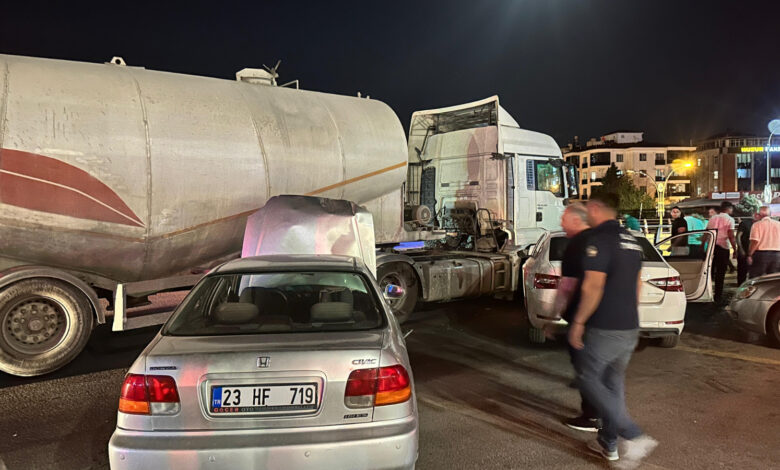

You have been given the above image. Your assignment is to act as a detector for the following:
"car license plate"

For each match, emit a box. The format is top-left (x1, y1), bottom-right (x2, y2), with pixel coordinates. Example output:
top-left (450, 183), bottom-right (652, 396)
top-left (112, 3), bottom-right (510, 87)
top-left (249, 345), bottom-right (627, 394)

top-left (210, 383), bottom-right (319, 414)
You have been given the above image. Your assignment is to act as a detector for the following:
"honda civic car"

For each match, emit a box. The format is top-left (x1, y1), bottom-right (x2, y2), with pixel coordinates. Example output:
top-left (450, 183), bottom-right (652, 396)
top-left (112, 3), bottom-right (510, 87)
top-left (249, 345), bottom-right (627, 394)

top-left (522, 230), bottom-right (715, 348)
top-left (109, 254), bottom-right (418, 470)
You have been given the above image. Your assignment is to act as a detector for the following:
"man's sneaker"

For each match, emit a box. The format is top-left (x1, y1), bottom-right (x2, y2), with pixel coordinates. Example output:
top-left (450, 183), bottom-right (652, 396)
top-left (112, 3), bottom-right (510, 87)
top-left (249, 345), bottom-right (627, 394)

top-left (565, 416), bottom-right (601, 432)
top-left (587, 439), bottom-right (619, 461)
top-left (617, 435), bottom-right (658, 469)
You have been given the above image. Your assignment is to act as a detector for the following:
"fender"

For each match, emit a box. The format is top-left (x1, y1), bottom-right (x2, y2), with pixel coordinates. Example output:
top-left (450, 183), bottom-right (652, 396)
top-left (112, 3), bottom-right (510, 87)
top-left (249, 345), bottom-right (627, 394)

top-left (376, 252), bottom-right (426, 300)
top-left (0, 265), bottom-right (105, 324)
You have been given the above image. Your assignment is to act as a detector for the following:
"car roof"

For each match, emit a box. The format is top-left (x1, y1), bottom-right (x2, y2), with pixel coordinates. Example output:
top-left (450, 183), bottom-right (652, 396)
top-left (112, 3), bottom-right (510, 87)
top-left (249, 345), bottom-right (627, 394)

top-left (210, 254), bottom-right (365, 275)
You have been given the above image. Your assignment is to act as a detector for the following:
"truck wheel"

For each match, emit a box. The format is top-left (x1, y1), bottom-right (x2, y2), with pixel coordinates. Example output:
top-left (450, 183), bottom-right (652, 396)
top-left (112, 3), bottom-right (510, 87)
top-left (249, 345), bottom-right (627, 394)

top-left (377, 263), bottom-right (418, 324)
top-left (528, 326), bottom-right (546, 344)
top-left (658, 335), bottom-right (680, 348)
top-left (0, 279), bottom-right (94, 376)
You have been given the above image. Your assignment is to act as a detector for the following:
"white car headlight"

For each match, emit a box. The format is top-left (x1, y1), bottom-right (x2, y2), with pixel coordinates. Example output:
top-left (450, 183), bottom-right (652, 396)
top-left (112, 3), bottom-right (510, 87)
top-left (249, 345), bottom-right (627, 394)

top-left (735, 285), bottom-right (758, 299)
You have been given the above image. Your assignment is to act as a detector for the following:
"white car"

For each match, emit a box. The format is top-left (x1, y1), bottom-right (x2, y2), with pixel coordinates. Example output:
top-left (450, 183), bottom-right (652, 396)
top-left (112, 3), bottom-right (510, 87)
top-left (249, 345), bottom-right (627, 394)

top-left (522, 229), bottom-right (715, 348)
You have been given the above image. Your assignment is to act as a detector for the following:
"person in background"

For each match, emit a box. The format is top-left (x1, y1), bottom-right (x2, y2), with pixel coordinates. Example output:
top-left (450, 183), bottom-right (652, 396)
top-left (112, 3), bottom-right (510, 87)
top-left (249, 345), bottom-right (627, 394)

top-left (623, 213), bottom-right (640, 231)
top-left (706, 201), bottom-right (737, 303)
top-left (553, 203), bottom-right (600, 432)
top-left (669, 206), bottom-right (688, 256)
top-left (707, 207), bottom-right (717, 219)
top-left (569, 193), bottom-right (657, 466)
top-left (747, 206), bottom-right (780, 278)
top-left (736, 210), bottom-right (758, 285)
top-left (684, 212), bottom-right (707, 257)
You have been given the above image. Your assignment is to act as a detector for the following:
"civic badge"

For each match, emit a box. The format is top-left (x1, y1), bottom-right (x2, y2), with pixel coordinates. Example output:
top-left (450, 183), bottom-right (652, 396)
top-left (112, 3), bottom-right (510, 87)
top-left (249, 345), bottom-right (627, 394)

top-left (257, 356), bottom-right (271, 368)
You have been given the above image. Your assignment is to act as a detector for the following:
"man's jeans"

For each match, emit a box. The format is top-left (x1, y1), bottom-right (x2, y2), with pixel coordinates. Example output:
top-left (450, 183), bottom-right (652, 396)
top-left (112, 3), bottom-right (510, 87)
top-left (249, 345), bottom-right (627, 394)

top-left (577, 327), bottom-right (642, 450)
top-left (749, 250), bottom-right (780, 279)
top-left (712, 246), bottom-right (730, 302)
top-left (568, 343), bottom-right (598, 419)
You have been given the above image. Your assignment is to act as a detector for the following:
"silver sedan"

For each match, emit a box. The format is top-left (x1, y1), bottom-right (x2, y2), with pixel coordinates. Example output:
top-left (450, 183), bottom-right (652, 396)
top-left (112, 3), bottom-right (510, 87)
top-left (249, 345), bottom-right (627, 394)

top-left (728, 273), bottom-right (780, 347)
top-left (109, 254), bottom-right (418, 470)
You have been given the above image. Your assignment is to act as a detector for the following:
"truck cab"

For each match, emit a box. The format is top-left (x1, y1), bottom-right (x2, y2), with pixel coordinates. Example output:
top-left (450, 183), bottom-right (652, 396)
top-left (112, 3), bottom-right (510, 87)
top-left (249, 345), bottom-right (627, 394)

top-left (405, 96), bottom-right (575, 249)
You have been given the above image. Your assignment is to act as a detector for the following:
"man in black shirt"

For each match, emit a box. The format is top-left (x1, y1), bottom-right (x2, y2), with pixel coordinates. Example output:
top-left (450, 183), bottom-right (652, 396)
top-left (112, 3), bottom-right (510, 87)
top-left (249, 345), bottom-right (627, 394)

top-left (569, 193), bottom-right (657, 466)
top-left (554, 203), bottom-right (599, 432)
top-left (736, 212), bottom-right (757, 285)
top-left (670, 206), bottom-right (689, 256)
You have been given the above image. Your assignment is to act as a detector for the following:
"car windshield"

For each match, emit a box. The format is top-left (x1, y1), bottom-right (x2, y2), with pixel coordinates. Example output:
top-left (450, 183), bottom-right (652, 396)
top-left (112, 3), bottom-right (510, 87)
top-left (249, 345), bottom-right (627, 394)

top-left (163, 271), bottom-right (384, 336)
top-left (549, 234), bottom-right (664, 262)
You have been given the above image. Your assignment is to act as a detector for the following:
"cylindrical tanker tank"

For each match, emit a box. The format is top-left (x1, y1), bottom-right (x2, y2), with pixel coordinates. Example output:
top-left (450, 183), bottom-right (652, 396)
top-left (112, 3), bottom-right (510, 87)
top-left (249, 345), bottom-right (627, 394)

top-left (0, 54), bottom-right (408, 282)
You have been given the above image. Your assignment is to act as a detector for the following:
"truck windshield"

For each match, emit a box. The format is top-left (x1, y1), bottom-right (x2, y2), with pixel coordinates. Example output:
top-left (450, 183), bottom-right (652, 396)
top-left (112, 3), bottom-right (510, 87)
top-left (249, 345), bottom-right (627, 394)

top-left (532, 160), bottom-right (565, 197)
top-left (164, 271), bottom-right (385, 336)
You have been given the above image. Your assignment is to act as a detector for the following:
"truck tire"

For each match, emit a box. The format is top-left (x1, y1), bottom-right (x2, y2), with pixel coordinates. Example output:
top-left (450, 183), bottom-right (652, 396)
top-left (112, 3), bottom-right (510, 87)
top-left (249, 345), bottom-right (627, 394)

top-left (658, 335), bottom-right (680, 348)
top-left (528, 326), bottom-right (546, 344)
top-left (0, 279), bottom-right (94, 376)
top-left (377, 263), bottom-right (418, 324)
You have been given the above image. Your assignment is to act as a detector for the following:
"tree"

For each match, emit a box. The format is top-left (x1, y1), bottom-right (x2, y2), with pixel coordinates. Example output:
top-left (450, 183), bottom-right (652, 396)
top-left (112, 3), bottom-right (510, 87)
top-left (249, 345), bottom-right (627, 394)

top-left (736, 194), bottom-right (761, 215)
top-left (591, 163), bottom-right (655, 211)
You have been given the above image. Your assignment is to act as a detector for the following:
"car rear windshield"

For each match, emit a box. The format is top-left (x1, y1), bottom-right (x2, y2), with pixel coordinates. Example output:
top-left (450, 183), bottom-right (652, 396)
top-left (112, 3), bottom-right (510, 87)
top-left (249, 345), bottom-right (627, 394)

top-left (163, 271), bottom-right (385, 336)
top-left (549, 234), bottom-right (664, 263)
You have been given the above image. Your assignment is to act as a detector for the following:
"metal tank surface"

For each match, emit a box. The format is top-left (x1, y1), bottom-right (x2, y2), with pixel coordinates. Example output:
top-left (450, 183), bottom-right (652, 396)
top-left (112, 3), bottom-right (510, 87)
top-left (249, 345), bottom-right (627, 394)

top-left (0, 54), bottom-right (407, 284)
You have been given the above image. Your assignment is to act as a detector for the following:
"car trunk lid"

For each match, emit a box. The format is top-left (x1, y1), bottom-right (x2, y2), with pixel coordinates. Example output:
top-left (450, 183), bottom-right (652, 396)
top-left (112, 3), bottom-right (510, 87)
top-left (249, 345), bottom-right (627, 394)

top-left (145, 331), bottom-right (385, 431)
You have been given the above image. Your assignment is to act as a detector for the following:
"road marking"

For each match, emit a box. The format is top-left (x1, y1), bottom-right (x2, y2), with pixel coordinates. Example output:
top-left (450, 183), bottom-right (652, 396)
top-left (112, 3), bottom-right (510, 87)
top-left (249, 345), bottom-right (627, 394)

top-left (676, 345), bottom-right (780, 366)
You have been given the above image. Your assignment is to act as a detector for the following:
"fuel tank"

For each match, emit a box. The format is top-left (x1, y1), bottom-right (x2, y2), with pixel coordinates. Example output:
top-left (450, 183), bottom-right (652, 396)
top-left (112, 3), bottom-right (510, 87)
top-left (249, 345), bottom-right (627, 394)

top-left (0, 54), bottom-right (407, 282)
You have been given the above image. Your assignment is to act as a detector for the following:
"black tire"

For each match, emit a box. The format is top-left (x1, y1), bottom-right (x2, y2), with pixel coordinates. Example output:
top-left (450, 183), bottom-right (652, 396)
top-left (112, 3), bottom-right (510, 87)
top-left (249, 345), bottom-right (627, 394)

top-left (377, 263), bottom-right (419, 324)
top-left (528, 326), bottom-right (546, 344)
top-left (767, 306), bottom-right (780, 348)
top-left (659, 335), bottom-right (680, 348)
top-left (0, 279), bottom-right (94, 376)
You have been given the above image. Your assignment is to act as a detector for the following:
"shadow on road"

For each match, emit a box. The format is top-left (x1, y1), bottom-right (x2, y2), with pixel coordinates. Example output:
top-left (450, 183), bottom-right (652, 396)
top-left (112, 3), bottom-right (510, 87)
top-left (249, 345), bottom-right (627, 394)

top-left (0, 324), bottom-right (159, 389)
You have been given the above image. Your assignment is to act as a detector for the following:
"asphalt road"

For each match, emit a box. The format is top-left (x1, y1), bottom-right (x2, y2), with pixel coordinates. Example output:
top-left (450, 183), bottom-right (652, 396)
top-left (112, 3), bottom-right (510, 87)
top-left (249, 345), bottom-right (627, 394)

top-left (1, 288), bottom-right (779, 469)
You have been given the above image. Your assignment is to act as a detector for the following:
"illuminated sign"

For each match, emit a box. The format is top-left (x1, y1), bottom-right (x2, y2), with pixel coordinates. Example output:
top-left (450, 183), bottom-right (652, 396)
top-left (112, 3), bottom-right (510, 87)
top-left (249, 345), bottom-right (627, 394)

top-left (740, 146), bottom-right (780, 152)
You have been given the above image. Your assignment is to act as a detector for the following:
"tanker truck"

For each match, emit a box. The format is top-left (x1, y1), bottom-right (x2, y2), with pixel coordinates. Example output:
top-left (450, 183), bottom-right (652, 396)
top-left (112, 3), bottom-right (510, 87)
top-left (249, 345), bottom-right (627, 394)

top-left (0, 54), bottom-right (577, 377)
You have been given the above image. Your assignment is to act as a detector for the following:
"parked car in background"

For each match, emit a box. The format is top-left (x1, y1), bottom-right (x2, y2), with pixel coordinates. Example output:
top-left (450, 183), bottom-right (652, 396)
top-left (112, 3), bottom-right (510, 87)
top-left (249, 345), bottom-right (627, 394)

top-left (109, 254), bottom-right (418, 470)
top-left (522, 230), bottom-right (716, 348)
top-left (728, 273), bottom-right (780, 347)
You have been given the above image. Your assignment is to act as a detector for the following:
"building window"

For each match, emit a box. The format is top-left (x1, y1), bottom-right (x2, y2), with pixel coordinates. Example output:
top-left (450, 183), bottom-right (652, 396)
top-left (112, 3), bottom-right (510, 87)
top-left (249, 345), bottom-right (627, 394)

top-left (639, 172), bottom-right (646, 178)
top-left (713, 170), bottom-right (719, 180)
top-left (737, 168), bottom-right (752, 179)
top-left (697, 158), bottom-right (701, 166)
top-left (639, 186), bottom-right (646, 193)
top-left (591, 171), bottom-right (597, 181)
top-left (771, 168), bottom-right (780, 178)
top-left (714, 156), bottom-right (719, 165)
top-left (590, 152), bottom-right (611, 166)
top-left (655, 153), bottom-right (665, 165)
top-left (639, 153), bottom-right (647, 162)
top-left (616, 153), bottom-right (624, 163)
top-left (656, 169), bottom-right (664, 179)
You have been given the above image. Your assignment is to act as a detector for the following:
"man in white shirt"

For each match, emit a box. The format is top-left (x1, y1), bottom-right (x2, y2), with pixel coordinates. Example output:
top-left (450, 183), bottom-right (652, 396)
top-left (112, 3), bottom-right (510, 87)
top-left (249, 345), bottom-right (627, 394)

top-left (706, 201), bottom-right (736, 303)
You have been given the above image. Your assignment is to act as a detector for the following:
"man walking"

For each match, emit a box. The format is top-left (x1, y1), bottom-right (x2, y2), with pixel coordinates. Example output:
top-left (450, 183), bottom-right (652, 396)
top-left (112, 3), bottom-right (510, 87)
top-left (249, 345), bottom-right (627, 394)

top-left (706, 201), bottom-right (737, 303)
top-left (748, 206), bottom-right (780, 278)
top-left (568, 193), bottom-right (657, 468)
top-left (554, 203), bottom-right (599, 432)
top-left (736, 211), bottom-right (758, 285)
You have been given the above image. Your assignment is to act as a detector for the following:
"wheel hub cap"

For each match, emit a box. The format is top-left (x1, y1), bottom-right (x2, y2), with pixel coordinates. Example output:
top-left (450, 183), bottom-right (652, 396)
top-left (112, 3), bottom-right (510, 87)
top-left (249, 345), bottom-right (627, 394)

top-left (2, 299), bottom-right (66, 354)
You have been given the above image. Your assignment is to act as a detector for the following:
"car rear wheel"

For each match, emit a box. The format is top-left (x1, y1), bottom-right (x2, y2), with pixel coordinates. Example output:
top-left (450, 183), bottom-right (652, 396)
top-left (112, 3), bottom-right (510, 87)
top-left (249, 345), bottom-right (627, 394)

top-left (0, 279), bottom-right (94, 376)
top-left (767, 306), bottom-right (780, 347)
top-left (658, 335), bottom-right (680, 348)
top-left (528, 326), bottom-right (546, 344)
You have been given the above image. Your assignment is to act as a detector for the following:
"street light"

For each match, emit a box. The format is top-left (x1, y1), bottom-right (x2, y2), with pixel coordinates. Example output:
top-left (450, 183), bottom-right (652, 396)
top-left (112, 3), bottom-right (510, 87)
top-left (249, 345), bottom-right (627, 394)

top-left (626, 160), bottom-right (693, 217)
top-left (764, 119), bottom-right (780, 204)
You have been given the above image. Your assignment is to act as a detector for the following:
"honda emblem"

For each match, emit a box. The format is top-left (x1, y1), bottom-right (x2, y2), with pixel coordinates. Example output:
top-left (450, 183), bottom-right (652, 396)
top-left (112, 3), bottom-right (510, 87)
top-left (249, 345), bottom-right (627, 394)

top-left (257, 356), bottom-right (271, 368)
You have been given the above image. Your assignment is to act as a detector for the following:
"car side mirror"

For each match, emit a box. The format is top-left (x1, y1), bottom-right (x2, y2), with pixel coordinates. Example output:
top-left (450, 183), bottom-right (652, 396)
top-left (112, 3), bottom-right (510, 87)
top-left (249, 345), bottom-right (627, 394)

top-left (383, 284), bottom-right (404, 300)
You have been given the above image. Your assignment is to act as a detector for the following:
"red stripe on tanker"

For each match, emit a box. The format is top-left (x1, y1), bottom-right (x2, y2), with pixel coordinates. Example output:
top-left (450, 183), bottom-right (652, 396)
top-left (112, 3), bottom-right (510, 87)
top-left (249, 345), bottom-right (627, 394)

top-left (0, 148), bottom-right (144, 227)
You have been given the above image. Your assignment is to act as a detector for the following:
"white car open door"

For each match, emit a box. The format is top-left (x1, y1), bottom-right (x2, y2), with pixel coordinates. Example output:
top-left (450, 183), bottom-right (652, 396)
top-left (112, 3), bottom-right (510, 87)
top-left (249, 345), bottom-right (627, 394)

top-left (654, 229), bottom-right (717, 302)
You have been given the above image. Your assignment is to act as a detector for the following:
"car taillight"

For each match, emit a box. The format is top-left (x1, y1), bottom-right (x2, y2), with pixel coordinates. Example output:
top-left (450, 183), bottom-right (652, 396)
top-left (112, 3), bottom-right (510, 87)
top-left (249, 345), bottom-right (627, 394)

top-left (648, 276), bottom-right (684, 292)
top-left (119, 374), bottom-right (180, 415)
top-left (344, 365), bottom-right (411, 408)
top-left (533, 273), bottom-right (560, 289)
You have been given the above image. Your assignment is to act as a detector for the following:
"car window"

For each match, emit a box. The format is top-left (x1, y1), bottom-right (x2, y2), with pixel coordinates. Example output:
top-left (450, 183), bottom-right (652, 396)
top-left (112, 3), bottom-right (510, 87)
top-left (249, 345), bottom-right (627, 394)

top-left (549, 234), bottom-right (663, 262)
top-left (163, 271), bottom-right (385, 336)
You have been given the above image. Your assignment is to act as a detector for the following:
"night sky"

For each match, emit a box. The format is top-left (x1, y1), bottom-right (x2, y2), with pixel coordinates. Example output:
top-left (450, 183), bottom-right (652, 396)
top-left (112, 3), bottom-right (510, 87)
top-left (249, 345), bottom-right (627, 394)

top-left (2, 0), bottom-right (779, 146)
